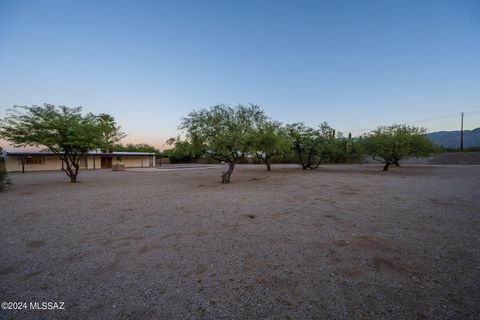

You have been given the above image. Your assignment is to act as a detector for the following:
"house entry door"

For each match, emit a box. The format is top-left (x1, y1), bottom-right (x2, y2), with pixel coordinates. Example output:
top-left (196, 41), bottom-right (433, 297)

top-left (101, 157), bottom-right (112, 168)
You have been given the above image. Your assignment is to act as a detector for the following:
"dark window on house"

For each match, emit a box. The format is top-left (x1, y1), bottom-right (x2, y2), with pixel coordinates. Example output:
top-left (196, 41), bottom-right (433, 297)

top-left (19, 156), bottom-right (45, 165)
top-left (79, 156), bottom-right (87, 168)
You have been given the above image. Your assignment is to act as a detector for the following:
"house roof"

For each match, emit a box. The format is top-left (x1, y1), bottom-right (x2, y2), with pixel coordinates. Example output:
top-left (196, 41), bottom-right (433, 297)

top-left (4, 151), bottom-right (155, 157)
top-left (109, 152), bottom-right (155, 156)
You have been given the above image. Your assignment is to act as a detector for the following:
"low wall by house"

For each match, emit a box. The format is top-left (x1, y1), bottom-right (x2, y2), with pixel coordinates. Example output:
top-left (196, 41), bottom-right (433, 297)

top-left (363, 152), bottom-right (480, 165)
top-left (428, 152), bottom-right (480, 164)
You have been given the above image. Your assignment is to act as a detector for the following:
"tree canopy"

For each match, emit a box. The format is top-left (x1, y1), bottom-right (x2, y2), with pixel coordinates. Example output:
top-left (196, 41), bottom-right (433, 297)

top-left (180, 104), bottom-right (266, 183)
top-left (97, 113), bottom-right (126, 153)
top-left (164, 136), bottom-right (204, 163)
top-left (360, 124), bottom-right (436, 171)
top-left (0, 104), bottom-right (111, 182)
top-left (115, 143), bottom-right (160, 154)
top-left (251, 120), bottom-right (290, 171)
top-left (286, 122), bottom-right (336, 170)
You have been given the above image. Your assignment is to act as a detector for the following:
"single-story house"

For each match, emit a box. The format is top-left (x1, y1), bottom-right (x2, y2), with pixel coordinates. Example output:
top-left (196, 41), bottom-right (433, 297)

top-left (2, 151), bottom-right (155, 173)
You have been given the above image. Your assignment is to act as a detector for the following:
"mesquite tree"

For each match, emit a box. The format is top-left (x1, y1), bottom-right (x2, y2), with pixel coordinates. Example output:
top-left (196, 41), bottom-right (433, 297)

top-left (164, 136), bottom-right (205, 163)
top-left (97, 113), bottom-right (126, 153)
top-left (360, 124), bottom-right (436, 171)
top-left (181, 104), bottom-right (266, 183)
top-left (115, 143), bottom-right (161, 154)
top-left (251, 121), bottom-right (290, 171)
top-left (0, 104), bottom-right (107, 182)
top-left (286, 122), bottom-right (335, 169)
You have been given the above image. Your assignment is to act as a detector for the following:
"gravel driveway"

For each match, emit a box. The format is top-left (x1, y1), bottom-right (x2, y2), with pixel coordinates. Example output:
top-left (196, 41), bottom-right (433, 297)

top-left (1, 164), bottom-right (479, 319)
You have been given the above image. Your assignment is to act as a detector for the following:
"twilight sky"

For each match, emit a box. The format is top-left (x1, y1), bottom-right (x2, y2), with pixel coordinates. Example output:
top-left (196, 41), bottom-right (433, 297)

top-left (1, 0), bottom-right (479, 149)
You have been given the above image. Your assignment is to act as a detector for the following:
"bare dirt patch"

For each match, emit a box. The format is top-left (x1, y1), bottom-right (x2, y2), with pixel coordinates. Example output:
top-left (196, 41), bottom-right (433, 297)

top-left (1, 164), bottom-right (479, 319)
top-left (27, 240), bottom-right (47, 249)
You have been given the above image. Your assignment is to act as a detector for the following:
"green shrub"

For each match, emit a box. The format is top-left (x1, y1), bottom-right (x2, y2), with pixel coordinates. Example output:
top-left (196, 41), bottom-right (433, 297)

top-left (0, 171), bottom-right (11, 192)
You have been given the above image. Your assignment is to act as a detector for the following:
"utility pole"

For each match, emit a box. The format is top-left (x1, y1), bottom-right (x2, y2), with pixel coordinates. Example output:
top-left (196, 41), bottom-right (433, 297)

top-left (460, 112), bottom-right (464, 152)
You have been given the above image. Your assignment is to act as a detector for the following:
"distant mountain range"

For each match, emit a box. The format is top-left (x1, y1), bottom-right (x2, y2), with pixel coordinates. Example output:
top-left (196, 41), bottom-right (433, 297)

top-left (426, 128), bottom-right (480, 148)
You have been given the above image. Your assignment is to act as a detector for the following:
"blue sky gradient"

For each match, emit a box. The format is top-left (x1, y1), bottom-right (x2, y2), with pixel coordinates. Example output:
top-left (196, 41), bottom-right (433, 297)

top-left (1, 0), bottom-right (479, 149)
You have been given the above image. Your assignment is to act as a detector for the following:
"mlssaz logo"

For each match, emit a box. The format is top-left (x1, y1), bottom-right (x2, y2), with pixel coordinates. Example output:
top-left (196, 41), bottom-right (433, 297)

top-left (30, 302), bottom-right (65, 310)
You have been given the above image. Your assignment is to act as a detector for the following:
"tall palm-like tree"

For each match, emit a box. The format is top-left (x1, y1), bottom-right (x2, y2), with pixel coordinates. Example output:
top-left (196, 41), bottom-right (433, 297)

top-left (97, 113), bottom-right (126, 153)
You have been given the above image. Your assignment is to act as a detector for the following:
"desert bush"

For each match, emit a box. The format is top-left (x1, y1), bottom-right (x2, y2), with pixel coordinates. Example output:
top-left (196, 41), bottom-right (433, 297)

top-left (0, 171), bottom-right (11, 191)
top-left (114, 143), bottom-right (160, 154)
top-left (181, 104), bottom-right (266, 183)
top-left (251, 120), bottom-right (291, 170)
top-left (359, 124), bottom-right (436, 171)
top-left (286, 122), bottom-right (337, 169)
top-left (0, 146), bottom-right (10, 191)
top-left (270, 152), bottom-right (299, 164)
top-left (163, 137), bottom-right (203, 164)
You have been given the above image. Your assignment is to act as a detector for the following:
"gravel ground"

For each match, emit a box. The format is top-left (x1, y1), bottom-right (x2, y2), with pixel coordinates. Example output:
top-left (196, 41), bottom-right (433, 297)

top-left (1, 164), bottom-right (479, 320)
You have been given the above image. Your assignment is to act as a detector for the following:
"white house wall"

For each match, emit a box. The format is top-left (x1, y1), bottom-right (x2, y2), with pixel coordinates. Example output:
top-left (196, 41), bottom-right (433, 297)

top-left (5, 155), bottom-right (155, 172)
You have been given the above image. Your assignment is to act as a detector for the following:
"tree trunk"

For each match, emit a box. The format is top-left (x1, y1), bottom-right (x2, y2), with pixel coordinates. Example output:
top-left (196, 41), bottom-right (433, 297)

top-left (64, 159), bottom-right (80, 183)
top-left (383, 163), bottom-right (390, 171)
top-left (295, 144), bottom-right (306, 170)
top-left (310, 159), bottom-right (321, 170)
top-left (266, 158), bottom-right (271, 171)
top-left (71, 165), bottom-right (79, 183)
top-left (65, 165), bottom-right (79, 183)
top-left (221, 162), bottom-right (235, 183)
top-left (394, 159), bottom-right (400, 167)
top-left (306, 148), bottom-right (313, 169)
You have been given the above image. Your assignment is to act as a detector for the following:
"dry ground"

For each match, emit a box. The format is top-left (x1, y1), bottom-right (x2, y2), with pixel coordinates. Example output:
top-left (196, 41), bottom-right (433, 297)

top-left (1, 164), bottom-right (479, 320)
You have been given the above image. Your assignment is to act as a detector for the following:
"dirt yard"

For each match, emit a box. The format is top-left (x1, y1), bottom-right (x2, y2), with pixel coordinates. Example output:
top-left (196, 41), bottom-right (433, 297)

top-left (1, 164), bottom-right (479, 319)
